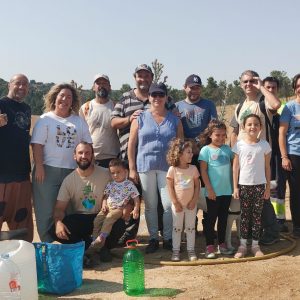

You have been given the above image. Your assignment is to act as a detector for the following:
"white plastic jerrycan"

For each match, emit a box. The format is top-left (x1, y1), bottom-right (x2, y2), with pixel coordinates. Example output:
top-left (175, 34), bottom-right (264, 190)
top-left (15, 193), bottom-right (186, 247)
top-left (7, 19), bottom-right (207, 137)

top-left (0, 240), bottom-right (38, 300)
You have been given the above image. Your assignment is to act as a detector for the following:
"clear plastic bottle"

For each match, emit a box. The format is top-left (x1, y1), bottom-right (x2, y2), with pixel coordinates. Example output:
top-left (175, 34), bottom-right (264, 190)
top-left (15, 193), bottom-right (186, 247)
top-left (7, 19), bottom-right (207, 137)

top-left (0, 254), bottom-right (21, 300)
top-left (122, 239), bottom-right (145, 296)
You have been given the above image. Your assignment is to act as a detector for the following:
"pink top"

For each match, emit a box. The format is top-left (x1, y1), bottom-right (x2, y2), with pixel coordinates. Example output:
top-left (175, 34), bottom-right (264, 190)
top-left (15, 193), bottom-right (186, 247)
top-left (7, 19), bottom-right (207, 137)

top-left (167, 165), bottom-right (200, 207)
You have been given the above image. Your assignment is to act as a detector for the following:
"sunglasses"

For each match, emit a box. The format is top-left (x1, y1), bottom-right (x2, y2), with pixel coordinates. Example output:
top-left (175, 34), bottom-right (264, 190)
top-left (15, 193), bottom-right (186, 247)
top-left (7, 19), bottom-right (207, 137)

top-left (151, 93), bottom-right (165, 98)
top-left (242, 79), bottom-right (257, 84)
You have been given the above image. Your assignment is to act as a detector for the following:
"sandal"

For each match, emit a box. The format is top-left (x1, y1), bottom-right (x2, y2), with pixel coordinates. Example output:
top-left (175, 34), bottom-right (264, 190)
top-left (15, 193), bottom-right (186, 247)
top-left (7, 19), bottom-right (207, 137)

top-left (251, 245), bottom-right (264, 257)
top-left (234, 245), bottom-right (247, 259)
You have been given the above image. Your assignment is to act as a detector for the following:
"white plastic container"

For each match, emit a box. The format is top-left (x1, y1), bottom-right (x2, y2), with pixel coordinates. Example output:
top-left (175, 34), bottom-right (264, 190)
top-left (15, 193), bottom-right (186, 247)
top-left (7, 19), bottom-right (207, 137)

top-left (0, 240), bottom-right (38, 300)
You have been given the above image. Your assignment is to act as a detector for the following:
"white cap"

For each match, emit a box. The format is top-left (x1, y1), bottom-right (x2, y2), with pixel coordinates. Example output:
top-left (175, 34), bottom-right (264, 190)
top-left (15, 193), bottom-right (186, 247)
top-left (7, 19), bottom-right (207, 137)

top-left (93, 74), bottom-right (110, 83)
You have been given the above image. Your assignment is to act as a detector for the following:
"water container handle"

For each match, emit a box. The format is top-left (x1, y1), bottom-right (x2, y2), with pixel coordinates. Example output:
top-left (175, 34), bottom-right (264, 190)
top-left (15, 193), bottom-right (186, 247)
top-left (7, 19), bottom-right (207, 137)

top-left (126, 239), bottom-right (138, 248)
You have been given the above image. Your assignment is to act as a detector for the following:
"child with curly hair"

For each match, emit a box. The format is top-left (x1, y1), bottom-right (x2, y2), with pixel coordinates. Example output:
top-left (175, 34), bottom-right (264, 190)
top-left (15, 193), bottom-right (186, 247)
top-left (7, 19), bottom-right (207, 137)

top-left (166, 138), bottom-right (200, 261)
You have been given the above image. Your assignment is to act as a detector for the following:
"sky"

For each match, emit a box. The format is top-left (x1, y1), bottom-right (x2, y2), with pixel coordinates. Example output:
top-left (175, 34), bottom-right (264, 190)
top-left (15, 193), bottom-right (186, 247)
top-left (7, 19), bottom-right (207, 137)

top-left (0, 0), bottom-right (298, 90)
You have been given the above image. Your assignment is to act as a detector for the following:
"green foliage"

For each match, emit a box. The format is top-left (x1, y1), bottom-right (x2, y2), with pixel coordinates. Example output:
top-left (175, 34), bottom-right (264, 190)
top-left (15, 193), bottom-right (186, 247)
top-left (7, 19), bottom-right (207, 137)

top-left (151, 59), bottom-right (164, 83)
top-left (168, 88), bottom-right (185, 102)
top-left (269, 70), bottom-right (293, 100)
top-left (0, 69), bottom-right (294, 115)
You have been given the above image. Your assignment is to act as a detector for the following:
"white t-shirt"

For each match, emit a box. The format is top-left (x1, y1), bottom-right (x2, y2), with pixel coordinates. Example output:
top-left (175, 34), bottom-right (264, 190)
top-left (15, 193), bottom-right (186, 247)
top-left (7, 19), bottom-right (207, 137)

top-left (79, 99), bottom-right (120, 160)
top-left (232, 139), bottom-right (271, 185)
top-left (31, 111), bottom-right (92, 169)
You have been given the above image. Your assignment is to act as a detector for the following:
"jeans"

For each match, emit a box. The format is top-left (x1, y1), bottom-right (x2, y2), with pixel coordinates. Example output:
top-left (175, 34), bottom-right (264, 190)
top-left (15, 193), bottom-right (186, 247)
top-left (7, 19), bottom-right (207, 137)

top-left (33, 165), bottom-right (73, 242)
top-left (139, 170), bottom-right (172, 240)
top-left (286, 154), bottom-right (300, 229)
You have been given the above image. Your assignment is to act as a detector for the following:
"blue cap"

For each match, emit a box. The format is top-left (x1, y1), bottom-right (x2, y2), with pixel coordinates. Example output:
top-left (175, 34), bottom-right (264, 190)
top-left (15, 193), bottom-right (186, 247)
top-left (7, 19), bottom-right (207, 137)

top-left (149, 82), bottom-right (167, 95)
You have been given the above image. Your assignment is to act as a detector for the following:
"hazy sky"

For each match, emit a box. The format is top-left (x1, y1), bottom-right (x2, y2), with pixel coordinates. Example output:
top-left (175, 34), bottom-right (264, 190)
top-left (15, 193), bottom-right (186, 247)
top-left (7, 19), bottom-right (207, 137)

top-left (1, 0), bottom-right (298, 90)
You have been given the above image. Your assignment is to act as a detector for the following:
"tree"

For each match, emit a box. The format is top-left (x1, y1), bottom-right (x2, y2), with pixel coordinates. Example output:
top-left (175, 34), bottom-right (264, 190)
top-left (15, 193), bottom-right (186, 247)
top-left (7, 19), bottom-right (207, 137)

top-left (269, 70), bottom-right (293, 100)
top-left (168, 88), bottom-right (185, 102)
top-left (151, 59), bottom-right (164, 83)
top-left (119, 84), bottom-right (131, 94)
top-left (226, 80), bottom-right (244, 104)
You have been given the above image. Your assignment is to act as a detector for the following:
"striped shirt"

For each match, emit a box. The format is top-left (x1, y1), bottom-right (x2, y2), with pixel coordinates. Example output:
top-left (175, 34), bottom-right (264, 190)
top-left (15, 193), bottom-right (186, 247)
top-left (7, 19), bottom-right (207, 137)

top-left (111, 89), bottom-right (149, 160)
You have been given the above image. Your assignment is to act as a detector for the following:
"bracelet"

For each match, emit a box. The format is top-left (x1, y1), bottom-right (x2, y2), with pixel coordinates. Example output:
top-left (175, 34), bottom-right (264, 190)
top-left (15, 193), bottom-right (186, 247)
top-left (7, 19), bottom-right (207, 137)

top-left (128, 115), bottom-right (131, 124)
top-left (281, 155), bottom-right (288, 159)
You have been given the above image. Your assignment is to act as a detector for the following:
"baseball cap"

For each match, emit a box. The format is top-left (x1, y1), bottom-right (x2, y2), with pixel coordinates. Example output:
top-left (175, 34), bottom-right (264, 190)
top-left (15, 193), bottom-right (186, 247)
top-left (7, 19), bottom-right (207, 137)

top-left (149, 82), bottom-right (167, 95)
top-left (185, 74), bottom-right (202, 87)
top-left (93, 74), bottom-right (110, 83)
top-left (134, 64), bottom-right (153, 75)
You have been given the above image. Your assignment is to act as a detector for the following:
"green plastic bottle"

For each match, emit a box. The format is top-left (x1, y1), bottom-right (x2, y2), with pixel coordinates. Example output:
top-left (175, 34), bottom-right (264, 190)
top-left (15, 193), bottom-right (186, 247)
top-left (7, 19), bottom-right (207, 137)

top-left (123, 239), bottom-right (145, 296)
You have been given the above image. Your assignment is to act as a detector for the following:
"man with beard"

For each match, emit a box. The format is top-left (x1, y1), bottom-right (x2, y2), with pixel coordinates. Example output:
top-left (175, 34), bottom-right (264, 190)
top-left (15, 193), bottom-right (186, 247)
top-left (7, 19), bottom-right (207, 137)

top-left (111, 64), bottom-right (154, 160)
top-left (79, 74), bottom-right (120, 168)
top-left (0, 74), bottom-right (33, 242)
top-left (50, 142), bottom-right (140, 263)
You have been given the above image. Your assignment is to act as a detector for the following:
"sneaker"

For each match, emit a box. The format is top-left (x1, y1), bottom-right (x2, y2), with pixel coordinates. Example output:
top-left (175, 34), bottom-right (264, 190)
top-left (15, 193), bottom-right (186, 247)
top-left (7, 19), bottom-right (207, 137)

top-left (98, 246), bottom-right (112, 262)
top-left (234, 245), bottom-right (247, 259)
top-left (251, 245), bottom-right (264, 257)
top-left (259, 236), bottom-right (279, 245)
top-left (218, 243), bottom-right (234, 255)
top-left (163, 239), bottom-right (172, 251)
top-left (171, 250), bottom-right (180, 261)
top-left (187, 250), bottom-right (197, 261)
top-left (205, 245), bottom-right (216, 259)
top-left (145, 239), bottom-right (159, 254)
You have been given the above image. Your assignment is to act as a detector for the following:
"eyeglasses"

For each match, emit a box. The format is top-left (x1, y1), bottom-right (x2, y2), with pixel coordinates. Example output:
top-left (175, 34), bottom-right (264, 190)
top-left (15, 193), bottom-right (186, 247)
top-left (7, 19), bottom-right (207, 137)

top-left (242, 79), bottom-right (256, 84)
top-left (151, 93), bottom-right (165, 98)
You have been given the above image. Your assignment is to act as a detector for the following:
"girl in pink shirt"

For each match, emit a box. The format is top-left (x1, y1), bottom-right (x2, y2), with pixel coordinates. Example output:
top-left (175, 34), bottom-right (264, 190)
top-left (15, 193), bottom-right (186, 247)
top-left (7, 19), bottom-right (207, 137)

top-left (166, 138), bottom-right (200, 261)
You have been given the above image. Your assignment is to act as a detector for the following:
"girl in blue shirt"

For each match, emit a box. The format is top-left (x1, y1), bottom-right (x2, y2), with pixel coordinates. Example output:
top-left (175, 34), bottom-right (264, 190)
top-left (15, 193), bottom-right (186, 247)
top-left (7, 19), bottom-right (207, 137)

top-left (199, 120), bottom-right (234, 258)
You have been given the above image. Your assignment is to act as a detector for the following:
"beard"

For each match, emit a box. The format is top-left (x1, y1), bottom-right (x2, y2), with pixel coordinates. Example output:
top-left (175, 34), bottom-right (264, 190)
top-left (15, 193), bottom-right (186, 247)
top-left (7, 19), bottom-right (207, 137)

top-left (76, 159), bottom-right (92, 170)
top-left (137, 83), bottom-right (150, 91)
top-left (97, 87), bottom-right (109, 98)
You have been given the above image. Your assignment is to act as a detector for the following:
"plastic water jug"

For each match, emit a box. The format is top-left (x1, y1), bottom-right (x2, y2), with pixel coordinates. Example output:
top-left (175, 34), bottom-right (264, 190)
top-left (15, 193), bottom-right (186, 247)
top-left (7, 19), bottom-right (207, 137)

top-left (123, 239), bottom-right (145, 296)
top-left (0, 240), bottom-right (38, 300)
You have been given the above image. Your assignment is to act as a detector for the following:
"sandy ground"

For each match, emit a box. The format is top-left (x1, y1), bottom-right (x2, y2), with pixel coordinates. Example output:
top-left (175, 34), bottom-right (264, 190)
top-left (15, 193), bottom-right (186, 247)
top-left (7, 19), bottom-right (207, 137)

top-left (5, 104), bottom-right (300, 299)
top-left (27, 205), bottom-right (300, 300)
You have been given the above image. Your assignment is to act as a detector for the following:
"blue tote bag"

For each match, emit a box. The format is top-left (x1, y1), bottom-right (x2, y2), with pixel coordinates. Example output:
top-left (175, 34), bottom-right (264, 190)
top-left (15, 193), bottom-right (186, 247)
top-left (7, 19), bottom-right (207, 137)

top-left (34, 241), bottom-right (84, 295)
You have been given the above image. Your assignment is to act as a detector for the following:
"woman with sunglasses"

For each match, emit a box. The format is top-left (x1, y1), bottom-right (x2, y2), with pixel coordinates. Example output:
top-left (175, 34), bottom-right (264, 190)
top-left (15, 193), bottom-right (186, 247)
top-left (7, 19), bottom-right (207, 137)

top-left (279, 73), bottom-right (300, 238)
top-left (128, 82), bottom-right (183, 253)
top-left (230, 70), bottom-right (281, 147)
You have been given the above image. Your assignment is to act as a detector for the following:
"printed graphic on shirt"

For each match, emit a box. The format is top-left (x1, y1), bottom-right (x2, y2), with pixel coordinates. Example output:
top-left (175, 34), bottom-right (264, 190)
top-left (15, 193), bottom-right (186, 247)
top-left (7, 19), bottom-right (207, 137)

top-left (183, 107), bottom-right (204, 129)
top-left (81, 184), bottom-right (96, 210)
top-left (246, 153), bottom-right (254, 165)
top-left (178, 174), bottom-right (193, 189)
top-left (56, 125), bottom-right (77, 148)
top-left (239, 108), bottom-right (252, 123)
top-left (211, 153), bottom-right (219, 160)
top-left (14, 110), bottom-right (30, 130)
top-left (104, 180), bottom-right (139, 209)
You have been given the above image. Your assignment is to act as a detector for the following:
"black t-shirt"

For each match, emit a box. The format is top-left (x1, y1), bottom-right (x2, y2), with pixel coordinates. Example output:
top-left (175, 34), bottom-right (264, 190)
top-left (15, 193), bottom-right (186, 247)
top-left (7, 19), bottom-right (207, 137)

top-left (0, 97), bottom-right (31, 182)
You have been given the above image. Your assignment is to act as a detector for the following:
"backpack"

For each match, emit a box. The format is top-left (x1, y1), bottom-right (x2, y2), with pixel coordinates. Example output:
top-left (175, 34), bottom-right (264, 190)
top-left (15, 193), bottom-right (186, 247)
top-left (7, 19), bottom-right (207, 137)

top-left (236, 96), bottom-right (280, 154)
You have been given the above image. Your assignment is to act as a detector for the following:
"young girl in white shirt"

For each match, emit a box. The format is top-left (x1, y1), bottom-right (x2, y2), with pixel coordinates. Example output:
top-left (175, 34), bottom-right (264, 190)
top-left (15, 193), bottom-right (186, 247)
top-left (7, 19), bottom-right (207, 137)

top-left (233, 114), bottom-right (271, 258)
top-left (166, 139), bottom-right (200, 261)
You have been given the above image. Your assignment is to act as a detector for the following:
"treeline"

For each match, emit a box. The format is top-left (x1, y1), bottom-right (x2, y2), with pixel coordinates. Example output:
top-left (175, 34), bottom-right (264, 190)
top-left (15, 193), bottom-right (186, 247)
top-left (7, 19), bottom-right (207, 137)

top-left (0, 70), bottom-right (294, 115)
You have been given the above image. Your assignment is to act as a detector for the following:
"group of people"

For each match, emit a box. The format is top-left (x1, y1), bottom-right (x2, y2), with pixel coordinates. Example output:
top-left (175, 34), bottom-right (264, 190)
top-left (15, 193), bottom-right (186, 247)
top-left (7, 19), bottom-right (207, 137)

top-left (0, 66), bottom-right (299, 265)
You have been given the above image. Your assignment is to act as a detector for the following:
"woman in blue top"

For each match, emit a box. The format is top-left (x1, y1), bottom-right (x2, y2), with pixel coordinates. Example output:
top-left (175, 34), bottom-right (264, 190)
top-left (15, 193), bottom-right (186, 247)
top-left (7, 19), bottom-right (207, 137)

top-left (279, 73), bottom-right (300, 238)
top-left (128, 82), bottom-right (183, 253)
